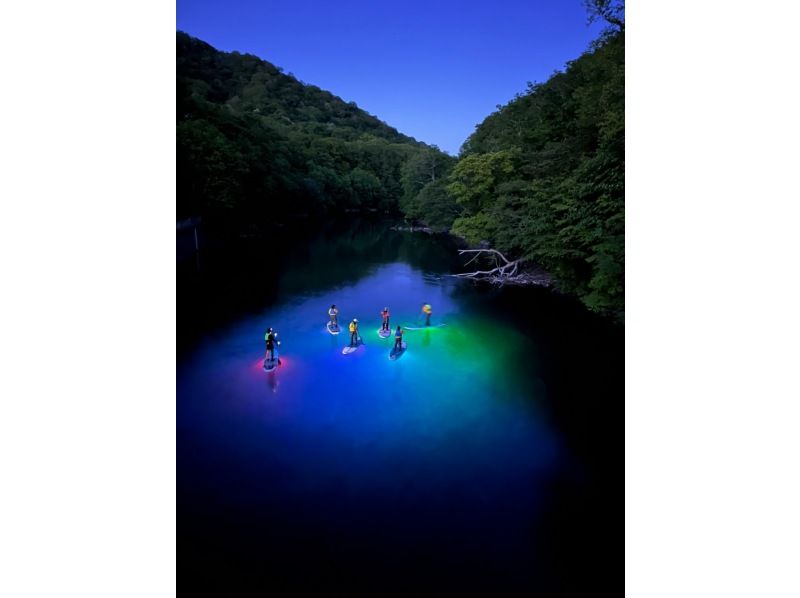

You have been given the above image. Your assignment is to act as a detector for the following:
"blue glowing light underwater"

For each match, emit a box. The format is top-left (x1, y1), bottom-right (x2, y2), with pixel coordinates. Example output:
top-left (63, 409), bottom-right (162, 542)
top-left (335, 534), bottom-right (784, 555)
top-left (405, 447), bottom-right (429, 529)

top-left (178, 262), bottom-right (563, 544)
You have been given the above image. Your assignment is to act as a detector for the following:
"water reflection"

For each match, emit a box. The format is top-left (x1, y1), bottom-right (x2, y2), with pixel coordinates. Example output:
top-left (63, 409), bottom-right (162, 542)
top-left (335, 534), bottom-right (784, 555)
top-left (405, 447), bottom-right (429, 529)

top-left (177, 217), bottom-right (622, 594)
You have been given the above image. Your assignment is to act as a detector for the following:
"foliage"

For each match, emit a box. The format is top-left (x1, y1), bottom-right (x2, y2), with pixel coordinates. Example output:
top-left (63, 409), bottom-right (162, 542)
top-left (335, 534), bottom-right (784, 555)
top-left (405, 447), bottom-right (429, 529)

top-left (177, 32), bottom-right (446, 223)
top-left (177, 26), bottom-right (625, 318)
top-left (447, 151), bottom-right (516, 213)
top-left (583, 0), bottom-right (625, 32)
top-left (407, 179), bottom-right (462, 230)
top-left (399, 147), bottom-right (457, 227)
top-left (404, 32), bottom-right (625, 317)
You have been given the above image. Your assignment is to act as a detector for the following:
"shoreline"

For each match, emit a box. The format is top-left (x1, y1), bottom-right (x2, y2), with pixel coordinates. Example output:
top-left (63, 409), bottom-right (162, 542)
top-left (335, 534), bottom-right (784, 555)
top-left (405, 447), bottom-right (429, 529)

top-left (393, 223), bottom-right (555, 289)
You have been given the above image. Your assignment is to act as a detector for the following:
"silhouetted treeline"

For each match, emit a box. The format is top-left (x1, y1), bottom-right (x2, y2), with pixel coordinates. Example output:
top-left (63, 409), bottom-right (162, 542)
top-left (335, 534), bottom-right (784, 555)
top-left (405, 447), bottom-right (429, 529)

top-left (177, 32), bottom-right (449, 225)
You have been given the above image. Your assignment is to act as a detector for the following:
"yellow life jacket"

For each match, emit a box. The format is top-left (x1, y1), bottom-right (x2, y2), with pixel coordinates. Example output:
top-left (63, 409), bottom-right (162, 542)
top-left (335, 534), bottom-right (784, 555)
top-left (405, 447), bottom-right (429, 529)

top-left (349, 322), bottom-right (357, 333)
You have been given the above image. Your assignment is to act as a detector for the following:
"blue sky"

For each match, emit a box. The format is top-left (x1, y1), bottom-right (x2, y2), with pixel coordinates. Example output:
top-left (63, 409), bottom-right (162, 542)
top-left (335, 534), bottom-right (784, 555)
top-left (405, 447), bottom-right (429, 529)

top-left (177, 0), bottom-right (605, 154)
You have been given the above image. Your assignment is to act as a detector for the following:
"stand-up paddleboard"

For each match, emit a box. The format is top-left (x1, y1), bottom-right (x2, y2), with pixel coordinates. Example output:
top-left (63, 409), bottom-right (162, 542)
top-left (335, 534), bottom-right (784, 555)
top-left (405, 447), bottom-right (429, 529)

top-left (377, 328), bottom-right (391, 339)
top-left (389, 342), bottom-right (407, 361)
top-left (342, 337), bottom-right (363, 355)
top-left (263, 348), bottom-right (280, 372)
top-left (403, 323), bottom-right (447, 331)
top-left (327, 321), bottom-right (340, 335)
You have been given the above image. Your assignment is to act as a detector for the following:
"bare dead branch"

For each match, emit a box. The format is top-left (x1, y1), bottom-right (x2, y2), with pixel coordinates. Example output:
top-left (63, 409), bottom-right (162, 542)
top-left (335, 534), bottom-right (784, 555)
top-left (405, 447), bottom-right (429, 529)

top-left (463, 252), bottom-right (483, 267)
top-left (457, 248), bottom-right (515, 263)
top-left (449, 248), bottom-right (550, 287)
top-left (452, 249), bottom-right (520, 280)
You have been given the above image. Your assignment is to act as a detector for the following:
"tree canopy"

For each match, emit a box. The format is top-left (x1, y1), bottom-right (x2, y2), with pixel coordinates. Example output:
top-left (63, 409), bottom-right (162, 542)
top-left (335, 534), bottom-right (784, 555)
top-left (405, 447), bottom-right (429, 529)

top-left (400, 32), bottom-right (625, 318)
top-left (177, 26), bottom-right (624, 318)
top-left (177, 32), bottom-right (449, 224)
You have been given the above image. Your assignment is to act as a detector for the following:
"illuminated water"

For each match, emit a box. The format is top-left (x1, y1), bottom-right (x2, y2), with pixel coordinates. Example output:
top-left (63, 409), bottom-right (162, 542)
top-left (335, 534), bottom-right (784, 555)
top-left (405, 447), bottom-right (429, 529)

top-left (177, 220), bottom-right (622, 594)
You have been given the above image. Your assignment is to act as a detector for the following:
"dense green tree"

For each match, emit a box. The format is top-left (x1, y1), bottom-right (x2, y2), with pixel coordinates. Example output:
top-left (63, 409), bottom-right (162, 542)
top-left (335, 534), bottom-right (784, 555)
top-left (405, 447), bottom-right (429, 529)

top-left (400, 30), bottom-right (624, 318)
top-left (447, 150), bottom-right (516, 213)
top-left (400, 147), bottom-right (457, 223)
top-left (402, 179), bottom-right (461, 230)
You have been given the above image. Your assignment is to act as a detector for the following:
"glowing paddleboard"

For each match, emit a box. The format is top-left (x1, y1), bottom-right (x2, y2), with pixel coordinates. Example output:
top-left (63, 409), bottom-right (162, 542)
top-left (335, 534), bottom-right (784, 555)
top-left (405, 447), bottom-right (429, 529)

top-left (377, 328), bottom-right (391, 338)
top-left (327, 321), bottom-right (340, 335)
top-left (389, 342), bottom-right (407, 360)
top-left (342, 338), bottom-right (363, 355)
top-left (403, 324), bottom-right (447, 330)
top-left (263, 348), bottom-right (280, 372)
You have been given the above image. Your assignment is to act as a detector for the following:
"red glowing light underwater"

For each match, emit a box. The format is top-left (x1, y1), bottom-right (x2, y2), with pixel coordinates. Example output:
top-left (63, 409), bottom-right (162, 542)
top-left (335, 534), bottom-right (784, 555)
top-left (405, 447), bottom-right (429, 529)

top-left (253, 355), bottom-right (290, 373)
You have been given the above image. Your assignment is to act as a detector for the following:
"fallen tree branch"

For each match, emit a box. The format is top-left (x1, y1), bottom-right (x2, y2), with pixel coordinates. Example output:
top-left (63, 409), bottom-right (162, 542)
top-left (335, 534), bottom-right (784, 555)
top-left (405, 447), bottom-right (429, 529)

top-left (449, 248), bottom-right (551, 287)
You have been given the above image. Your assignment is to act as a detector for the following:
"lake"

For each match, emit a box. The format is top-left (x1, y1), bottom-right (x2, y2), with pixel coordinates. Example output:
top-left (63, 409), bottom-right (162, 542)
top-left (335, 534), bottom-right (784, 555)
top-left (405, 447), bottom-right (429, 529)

top-left (177, 218), bottom-right (623, 595)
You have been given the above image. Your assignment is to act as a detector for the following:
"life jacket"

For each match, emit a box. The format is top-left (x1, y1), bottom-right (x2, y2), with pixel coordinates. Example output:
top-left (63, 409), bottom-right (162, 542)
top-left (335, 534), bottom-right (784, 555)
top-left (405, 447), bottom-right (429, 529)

top-left (265, 331), bottom-right (276, 343)
top-left (349, 322), bottom-right (357, 333)
top-left (381, 310), bottom-right (390, 319)
top-left (395, 329), bottom-right (403, 338)
top-left (423, 304), bottom-right (432, 314)
top-left (329, 308), bottom-right (337, 316)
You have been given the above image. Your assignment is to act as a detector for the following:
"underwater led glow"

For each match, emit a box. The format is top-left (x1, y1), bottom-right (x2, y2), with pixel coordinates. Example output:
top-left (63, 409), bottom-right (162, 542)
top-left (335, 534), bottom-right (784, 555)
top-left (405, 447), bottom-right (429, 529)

top-left (178, 259), bottom-right (562, 583)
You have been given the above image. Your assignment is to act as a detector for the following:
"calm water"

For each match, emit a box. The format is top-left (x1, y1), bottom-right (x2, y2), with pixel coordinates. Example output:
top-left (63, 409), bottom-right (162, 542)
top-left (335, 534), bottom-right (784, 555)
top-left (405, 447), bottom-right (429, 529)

top-left (177, 219), bottom-right (622, 595)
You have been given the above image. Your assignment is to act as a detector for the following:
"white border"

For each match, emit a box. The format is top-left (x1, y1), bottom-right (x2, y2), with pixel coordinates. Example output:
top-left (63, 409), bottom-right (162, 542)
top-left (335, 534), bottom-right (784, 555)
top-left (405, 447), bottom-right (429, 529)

top-left (0, 1), bottom-right (176, 596)
top-left (1, 0), bottom-right (799, 596)
top-left (627, 1), bottom-right (800, 596)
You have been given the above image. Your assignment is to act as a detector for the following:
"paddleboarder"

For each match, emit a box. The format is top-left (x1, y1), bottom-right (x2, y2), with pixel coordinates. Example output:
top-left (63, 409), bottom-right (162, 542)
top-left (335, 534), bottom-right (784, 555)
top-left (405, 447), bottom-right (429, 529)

top-left (422, 302), bottom-right (432, 327)
top-left (328, 304), bottom-right (339, 329)
top-left (349, 318), bottom-right (360, 347)
top-left (265, 327), bottom-right (281, 365)
top-left (393, 325), bottom-right (404, 351)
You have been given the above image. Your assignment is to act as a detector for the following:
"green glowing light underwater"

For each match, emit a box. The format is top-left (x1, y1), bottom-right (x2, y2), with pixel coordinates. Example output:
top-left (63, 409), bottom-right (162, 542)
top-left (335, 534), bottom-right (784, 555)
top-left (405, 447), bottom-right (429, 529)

top-left (177, 256), bottom-right (576, 590)
top-left (180, 262), bottom-right (556, 483)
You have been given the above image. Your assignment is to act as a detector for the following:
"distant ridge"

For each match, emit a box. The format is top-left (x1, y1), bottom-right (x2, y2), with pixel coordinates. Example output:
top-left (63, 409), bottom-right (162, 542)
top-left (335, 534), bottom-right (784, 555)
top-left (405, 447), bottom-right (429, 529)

top-left (177, 31), bottom-right (445, 222)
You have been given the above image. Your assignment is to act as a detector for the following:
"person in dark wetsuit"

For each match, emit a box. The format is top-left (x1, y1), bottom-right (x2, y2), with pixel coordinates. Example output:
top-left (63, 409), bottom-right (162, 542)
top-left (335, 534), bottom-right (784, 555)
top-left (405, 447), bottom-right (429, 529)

top-left (265, 327), bottom-right (281, 364)
top-left (393, 325), bottom-right (404, 352)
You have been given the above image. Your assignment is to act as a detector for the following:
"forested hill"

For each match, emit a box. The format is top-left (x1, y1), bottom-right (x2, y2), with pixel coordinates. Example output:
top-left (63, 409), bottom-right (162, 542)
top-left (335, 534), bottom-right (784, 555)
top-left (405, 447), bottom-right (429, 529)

top-left (177, 32), bottom-right (447, 223)
top-left (177, 24), bottom-right (624, 318)
top-left (402, 30), bottom-right (625, 318)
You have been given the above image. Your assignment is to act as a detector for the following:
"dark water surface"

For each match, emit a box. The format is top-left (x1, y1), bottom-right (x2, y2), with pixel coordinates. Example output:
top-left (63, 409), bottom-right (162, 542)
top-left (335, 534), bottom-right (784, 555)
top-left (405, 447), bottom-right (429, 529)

top-left (177, 219), bottom-right (622, 595)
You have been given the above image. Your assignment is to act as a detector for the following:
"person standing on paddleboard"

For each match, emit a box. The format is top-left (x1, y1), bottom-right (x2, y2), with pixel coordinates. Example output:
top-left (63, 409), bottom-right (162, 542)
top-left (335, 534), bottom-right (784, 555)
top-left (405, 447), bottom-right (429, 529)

top-left (349, 319), bottom-right (359, 347)
top-left (393, 325), bottom-right (404, 351)
top-left (328, 304), bottom-right (339, 328)
top-left (265, 327), bottom-right (281, 364)
top-left (422, 303), bottom-right (433, 327)
top-left (380, 307), bottom-right (390, 332)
